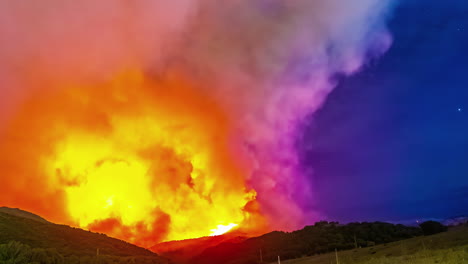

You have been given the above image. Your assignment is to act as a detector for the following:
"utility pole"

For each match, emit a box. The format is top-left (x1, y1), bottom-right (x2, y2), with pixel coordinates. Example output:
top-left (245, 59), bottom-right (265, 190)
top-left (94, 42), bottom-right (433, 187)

top-left (354, 234), bottom-right (358, 249)
top-left (259, 249), bottom-right (263, 263)
top-left (278, 255), bottom-right (281, 264)
top-left (335, 248), bottom-right (340, 264)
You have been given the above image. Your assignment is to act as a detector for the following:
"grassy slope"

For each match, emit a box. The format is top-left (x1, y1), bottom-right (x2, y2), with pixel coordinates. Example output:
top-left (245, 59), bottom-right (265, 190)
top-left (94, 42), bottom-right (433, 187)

top-left (190, 222), bottom-right (423, 264)
top-left (279, 226), bottom-right (468, 264)
top-left (0, 208), bottom-right (163, 260)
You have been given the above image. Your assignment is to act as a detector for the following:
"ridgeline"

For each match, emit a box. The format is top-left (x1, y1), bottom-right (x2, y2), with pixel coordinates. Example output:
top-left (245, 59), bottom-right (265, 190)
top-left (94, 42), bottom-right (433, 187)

top-left (0, 207), bottom-right (169, 264)
top-left (1, 207), bottom-right (464, 264)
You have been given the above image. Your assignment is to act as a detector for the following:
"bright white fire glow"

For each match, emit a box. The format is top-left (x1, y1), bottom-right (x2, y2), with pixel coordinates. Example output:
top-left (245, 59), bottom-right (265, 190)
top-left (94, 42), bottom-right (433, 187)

top-left (210, 223), bottom-right (238, 236)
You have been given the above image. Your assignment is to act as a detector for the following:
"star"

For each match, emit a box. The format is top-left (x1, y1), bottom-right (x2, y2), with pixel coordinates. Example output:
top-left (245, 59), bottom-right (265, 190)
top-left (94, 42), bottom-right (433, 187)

top-left (457, 107), bottom-right (462, 112)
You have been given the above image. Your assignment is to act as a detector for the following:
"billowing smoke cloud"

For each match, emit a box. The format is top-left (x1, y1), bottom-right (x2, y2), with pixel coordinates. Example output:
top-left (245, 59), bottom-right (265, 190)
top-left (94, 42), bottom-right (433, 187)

top-left (0, 0), bottom-right (394, 245)
top-left (173, 0), bottom-right (394, 229)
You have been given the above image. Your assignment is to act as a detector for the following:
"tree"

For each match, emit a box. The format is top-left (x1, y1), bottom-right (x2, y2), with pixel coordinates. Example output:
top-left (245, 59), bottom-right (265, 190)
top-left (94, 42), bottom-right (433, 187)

top-left (419, 221), bottom-right (448, 236)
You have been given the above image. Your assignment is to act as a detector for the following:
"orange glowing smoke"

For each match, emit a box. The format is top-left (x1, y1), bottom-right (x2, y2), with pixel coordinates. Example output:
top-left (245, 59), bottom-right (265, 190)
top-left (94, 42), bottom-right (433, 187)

top-left (0, 70), bottom-right (265, 246)
top-left (0, 0), bottom-right (395, 248)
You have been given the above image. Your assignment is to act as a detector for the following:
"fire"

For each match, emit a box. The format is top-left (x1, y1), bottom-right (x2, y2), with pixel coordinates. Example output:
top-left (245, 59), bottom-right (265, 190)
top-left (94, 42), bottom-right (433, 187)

top-left (2, 70), bottom-right (265, 246)
top-left (210, 223), bottom-right (238, 236)
top-left (0, 0), bottom-right (393, 249)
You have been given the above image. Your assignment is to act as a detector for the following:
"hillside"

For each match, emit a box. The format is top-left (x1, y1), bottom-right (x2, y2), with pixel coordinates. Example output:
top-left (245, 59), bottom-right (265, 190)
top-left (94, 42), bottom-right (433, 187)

top-left (0, 207), bottom-right (168, 263)
top-left (190, 221), bottom-right (424, 264)
top-left (279, 225), bottom-right (468, 264)
top-left (1, 207), bottom-right (465, 264)
top-left (0, 207), bottom-right (49, 223)
top-left (151, 234), bottom-right (248, 263)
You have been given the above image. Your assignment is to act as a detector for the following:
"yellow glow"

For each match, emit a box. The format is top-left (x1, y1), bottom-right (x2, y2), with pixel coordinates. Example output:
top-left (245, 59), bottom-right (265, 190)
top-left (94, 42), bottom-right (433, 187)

top-left (40, 71), bottom-right (262, 246)
top-left (210, 223), bottom-right (238, 236)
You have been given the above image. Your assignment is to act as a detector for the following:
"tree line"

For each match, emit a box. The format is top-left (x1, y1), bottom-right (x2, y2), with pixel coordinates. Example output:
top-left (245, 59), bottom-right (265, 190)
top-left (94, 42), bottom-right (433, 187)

top-left (192, 221), bottom-right (447, 264)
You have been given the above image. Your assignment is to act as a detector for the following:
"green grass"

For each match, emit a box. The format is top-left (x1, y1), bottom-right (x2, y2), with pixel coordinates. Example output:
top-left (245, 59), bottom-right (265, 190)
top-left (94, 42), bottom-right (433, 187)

top-left (279, 226), bottom-right (468, 264)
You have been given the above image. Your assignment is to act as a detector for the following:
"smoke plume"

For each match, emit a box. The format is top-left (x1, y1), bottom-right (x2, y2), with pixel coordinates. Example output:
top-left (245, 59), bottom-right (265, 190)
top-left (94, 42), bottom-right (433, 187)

top-left (0, 0), bottom-right (394, 245)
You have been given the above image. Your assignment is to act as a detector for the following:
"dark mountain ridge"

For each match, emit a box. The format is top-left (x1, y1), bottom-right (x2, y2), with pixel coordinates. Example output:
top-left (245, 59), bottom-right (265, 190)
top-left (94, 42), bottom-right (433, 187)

top-left (0, 207), bottom-right (168, 263)
top-left (0, 207), bottom-right (49, 223)
top-left (0, 207), bottom-right (446, 264)
top-left (190, 221), bottom-right (424, 264)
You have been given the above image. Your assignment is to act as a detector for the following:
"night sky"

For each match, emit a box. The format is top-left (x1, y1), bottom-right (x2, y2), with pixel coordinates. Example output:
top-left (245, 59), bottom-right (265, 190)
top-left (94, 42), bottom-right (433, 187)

top-left (303, 0), bottom-right (468, 222)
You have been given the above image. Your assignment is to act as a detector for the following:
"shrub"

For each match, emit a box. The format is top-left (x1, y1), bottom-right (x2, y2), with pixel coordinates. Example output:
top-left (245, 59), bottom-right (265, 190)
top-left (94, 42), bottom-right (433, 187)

top-left (419, 221), bottom-right (448, 236)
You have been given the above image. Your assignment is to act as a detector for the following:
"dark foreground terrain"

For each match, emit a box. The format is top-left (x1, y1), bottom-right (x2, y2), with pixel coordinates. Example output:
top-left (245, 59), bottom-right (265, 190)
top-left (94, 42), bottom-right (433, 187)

top-left (0, 207), bottom-right (169, 264)
top-left (1, 207), bottom-right (466, 264)
top-left (278, 225), bottom-right (468, 264)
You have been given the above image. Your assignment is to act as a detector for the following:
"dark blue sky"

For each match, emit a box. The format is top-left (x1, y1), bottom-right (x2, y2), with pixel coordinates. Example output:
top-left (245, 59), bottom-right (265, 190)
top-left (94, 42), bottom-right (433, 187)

top-left (302, 0), bottom-right (468, 222)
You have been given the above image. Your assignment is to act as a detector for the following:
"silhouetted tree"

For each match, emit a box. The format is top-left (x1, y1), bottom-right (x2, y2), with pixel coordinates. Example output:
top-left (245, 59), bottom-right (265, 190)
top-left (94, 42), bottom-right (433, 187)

top-left (419, 221), bottom-right (448, 236)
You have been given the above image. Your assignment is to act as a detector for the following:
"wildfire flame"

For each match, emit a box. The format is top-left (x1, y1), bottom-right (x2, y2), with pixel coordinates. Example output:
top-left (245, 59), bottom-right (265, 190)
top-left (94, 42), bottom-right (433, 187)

top-left (0, 0), bottom-right (394, 249)
top-left (210, 223), bottom-right (238, 236)
top-left (1, 70), bottom-right (265, 246)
